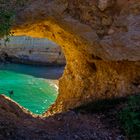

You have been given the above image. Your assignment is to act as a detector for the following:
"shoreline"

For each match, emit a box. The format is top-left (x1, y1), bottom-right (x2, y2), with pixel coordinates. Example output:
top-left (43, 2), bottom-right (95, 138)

top-left (48, 80), bottom-right (59, 91)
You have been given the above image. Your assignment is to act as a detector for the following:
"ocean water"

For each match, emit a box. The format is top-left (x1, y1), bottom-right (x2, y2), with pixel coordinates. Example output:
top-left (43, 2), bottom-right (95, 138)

top-left (0, 63), bottom-right (64, 114)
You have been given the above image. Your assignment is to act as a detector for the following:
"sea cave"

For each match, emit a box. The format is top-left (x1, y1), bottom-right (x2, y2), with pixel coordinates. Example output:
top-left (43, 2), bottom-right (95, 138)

top-left (0, 0), bottom-right (140, 139)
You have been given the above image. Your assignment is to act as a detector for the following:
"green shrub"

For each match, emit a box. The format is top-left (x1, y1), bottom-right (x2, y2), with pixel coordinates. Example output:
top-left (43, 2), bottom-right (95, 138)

top-left (0, 9), bottom-right (14, 42)
top-left (119, 95), bottom-right (140, 140)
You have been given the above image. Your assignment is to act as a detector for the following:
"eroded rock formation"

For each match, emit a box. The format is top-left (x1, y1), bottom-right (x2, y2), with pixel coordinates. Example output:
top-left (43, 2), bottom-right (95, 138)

top-left (0, 95), bottom-right (124, 139)
top-left (0, 36), bottom-right (65, 65)
top-left (1, 0), bottom-right (140, 114)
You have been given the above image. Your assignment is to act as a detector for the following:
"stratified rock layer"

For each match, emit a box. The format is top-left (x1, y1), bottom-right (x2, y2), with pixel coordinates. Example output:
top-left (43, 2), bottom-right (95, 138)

top-left (0, 36), bottom-right (65, 65)
top-left (0, 0), bottom-right (140, 114)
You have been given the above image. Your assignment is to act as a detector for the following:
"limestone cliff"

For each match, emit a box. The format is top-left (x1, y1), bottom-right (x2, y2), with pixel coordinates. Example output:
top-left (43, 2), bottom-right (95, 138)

top-left (0, 0), bottom-right (140, 114)
top-left (0, 36), bottom-right (65, 65)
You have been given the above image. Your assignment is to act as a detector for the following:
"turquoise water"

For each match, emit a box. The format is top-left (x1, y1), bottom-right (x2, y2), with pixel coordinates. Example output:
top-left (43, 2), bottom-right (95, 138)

top-left (0, 63), bottom-right (63, 114)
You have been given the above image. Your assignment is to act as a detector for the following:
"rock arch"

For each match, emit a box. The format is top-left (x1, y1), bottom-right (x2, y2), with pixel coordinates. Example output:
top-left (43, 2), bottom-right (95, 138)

top-left (2, 0), bottom-right (140, 115)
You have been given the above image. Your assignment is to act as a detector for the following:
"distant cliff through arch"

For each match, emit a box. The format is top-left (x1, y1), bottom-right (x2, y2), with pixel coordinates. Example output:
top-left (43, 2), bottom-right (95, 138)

top-left (0, 36), bottom-right (66, 66)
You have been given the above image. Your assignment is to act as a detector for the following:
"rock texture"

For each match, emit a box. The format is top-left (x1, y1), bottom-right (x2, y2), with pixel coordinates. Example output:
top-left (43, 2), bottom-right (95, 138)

top-left (0, 0), bottom-right (140, 114)
top-left (0, 95), bottom-right (125, 140)
top-left (0, 36), bottom-right (65, 65)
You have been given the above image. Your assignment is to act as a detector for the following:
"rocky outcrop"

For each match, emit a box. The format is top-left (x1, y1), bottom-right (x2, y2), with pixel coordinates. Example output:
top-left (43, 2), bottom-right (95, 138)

top-left (0, 0), bottom-right (140, 114)
top-left (0, 36), bottom-right (66, 65)
top-left (0, 94), bottom-right (125, 139)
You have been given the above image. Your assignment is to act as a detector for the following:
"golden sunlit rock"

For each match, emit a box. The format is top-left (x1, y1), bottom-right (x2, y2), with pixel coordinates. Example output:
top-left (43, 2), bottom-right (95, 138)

top-left (1, 0), bottom-right (140, 115)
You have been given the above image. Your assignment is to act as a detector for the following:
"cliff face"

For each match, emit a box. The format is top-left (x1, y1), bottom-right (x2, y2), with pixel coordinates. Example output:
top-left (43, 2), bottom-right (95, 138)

top-left (1, 0), bottom-right (140, 114)
top-left (0, 36), bottom-right (65, 65)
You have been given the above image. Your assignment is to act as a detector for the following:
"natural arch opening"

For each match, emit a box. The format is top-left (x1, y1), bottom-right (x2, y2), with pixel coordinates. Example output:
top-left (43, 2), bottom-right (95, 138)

top-left (12, 20), bottom-right (140, 116)
top-left (0, 35), bottom-right (66, 114)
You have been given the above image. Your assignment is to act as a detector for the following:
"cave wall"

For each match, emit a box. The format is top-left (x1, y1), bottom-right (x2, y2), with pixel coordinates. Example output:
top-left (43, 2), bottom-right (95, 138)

top-left (1, 0), bottom-right (140, 114)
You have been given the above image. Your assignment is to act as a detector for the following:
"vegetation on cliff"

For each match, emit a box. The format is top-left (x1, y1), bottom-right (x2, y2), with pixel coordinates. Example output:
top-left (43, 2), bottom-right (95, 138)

top-left (0, 0), bottom-right (15, 42)
top-left (119, 95), bottom-right (140, 140)
top-left (0, 9), bottom-right (14, 41)
top-left (0, 0), bottom-right (29, 41)
top-left (74, 94), bottom-right (140, 140)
